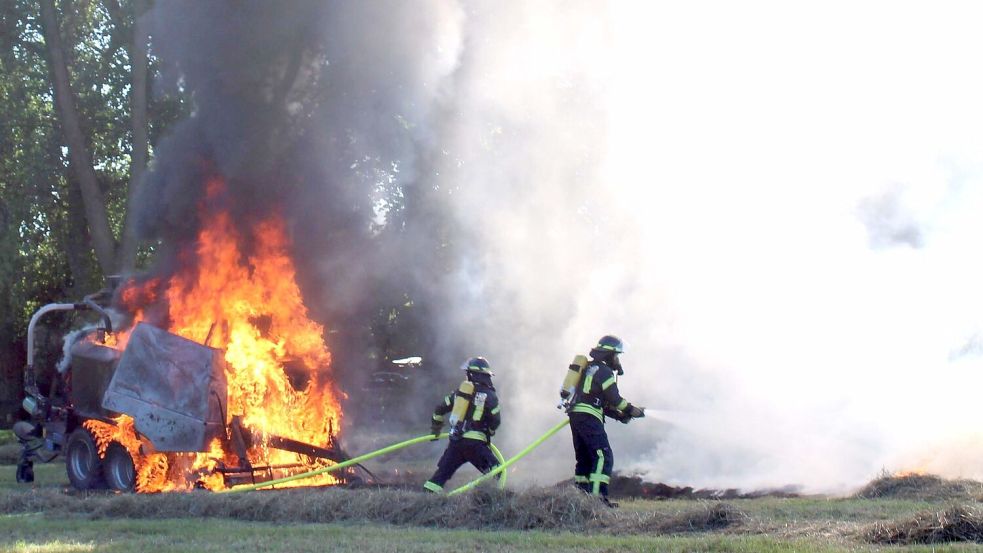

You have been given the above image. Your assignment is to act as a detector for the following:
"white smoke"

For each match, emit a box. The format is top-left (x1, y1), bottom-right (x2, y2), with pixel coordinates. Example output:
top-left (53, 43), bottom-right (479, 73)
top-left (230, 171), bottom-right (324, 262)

top-left (413, 0), bottom-right (983, 493)
top-left (138, 0), bottom-right (983, 491)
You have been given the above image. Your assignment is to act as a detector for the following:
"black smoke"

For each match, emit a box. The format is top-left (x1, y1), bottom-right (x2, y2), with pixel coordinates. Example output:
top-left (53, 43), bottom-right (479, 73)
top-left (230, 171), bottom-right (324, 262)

top-left (131, 1), bottom-right (474, 427)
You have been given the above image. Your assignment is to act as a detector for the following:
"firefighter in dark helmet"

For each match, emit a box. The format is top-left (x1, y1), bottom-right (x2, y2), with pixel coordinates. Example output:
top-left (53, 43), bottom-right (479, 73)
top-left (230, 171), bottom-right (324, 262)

top-left (565, 335), bottom-right (644, 506)
top-left (424, 356), bottom-right (501, 493)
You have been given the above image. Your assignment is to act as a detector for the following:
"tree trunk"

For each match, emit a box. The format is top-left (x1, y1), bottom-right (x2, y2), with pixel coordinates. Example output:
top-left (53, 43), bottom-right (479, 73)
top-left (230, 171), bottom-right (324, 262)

top-left (118, 0), bottom-right (150, 274)
top-left (64, 178), bottom-right (98, 298)
top-left (0, 197), bottom-right (19, 426)
top-left (38, 0), bottom-right (119, 276)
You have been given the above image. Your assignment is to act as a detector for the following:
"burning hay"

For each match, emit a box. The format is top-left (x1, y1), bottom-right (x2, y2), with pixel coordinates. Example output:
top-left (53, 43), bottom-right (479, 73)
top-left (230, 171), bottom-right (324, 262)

top-left (865, 504), bottom-right (983, 544)
top-left (854, 473), bottom-right (983, 501)
top-left (0, 486), bottom-right (746, 535)
top-left (58, 177), bottom-right (348, 493)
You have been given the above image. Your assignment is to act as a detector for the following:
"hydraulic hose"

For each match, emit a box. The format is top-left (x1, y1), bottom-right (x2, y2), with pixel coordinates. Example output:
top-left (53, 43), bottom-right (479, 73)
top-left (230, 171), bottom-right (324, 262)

top-left (223, 432), bottom-right (450, 493)
top-left (447, 418), bottom-right (570, 496)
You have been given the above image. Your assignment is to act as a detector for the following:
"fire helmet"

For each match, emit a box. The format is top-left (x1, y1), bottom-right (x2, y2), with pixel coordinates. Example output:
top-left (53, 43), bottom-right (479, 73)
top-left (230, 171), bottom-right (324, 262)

top-left (595, 335), bottom-right (625, 354)
top-left (461, 356), bottom-right (494, 375)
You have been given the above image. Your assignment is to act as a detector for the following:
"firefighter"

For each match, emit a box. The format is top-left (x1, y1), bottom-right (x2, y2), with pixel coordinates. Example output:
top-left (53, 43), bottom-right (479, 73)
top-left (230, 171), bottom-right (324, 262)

top-left (566, 335), bottom-right (644, 506)
top-left (423, 357), bottom-right (501, 493)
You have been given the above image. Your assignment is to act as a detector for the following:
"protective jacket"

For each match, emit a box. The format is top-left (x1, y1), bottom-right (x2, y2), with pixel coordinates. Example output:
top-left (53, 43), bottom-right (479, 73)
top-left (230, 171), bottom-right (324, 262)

top-left (431, 376), bottom-right (501, 442)
top-left (424, 374), bottom-right (502, 493)
top-left (568, 355), bottom-right (634, 499)
top-left (569, 358), bottom-right (629, 423)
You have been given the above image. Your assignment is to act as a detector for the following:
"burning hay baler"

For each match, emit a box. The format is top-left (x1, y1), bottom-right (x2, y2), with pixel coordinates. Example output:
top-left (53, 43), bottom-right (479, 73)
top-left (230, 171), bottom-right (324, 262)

top-left (18, 294), bottom-right (354, 492)
top-left (102, 322), bottom-right (228, 453)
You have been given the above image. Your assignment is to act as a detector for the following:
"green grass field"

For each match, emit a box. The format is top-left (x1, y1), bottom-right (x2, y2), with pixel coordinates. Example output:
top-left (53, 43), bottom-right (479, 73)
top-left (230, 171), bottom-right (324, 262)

top-left (2, 462), bottom-right (981, 553)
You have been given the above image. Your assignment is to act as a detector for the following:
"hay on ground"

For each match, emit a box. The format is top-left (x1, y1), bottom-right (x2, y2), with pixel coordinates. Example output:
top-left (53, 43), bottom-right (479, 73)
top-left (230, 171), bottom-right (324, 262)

top-left (655, 502), bottom-right (747, 533)
top-left (0, 484), bottom-right (749, 534)
top-left (2, 486), bottom-right (614, 531)
top-left (613, 501), bottom-right (748, 534)
top-left (854, 473), bottom-right (983, 501)
top-left (865, 504), bottom-right (983, 544)
top-left (608, 474), bottom-right (799, 500)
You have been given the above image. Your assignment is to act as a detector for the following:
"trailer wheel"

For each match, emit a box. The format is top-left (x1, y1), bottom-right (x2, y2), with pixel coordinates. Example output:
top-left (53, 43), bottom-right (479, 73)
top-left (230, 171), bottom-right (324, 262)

top-left (65, 428), bottom-right (104, 490)
top-left (104, 442), bottom-right (136, 492)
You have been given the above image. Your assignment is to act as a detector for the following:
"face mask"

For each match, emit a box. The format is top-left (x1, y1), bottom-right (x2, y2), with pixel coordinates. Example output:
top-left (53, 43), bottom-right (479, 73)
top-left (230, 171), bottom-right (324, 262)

top-left (610, 355), bottom-right (624, 375)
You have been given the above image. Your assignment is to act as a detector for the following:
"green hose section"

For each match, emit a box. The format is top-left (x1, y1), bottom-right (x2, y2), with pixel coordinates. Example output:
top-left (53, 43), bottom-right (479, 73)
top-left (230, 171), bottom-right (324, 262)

top-left (447, 419), bottom-right (570, 496)
top-left (489, 442), bottom-right (506, 490)
top-left (222, 432), bottom-right (450, 493)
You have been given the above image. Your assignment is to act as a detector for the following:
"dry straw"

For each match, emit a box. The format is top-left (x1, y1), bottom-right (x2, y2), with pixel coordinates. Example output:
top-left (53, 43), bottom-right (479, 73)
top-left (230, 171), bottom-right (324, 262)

top-left (854, 473), bottom-right (983, 502)
top-left (0, 486), bottom-right (746, 535)
top-left (866, 504), bottom-right (983, 544)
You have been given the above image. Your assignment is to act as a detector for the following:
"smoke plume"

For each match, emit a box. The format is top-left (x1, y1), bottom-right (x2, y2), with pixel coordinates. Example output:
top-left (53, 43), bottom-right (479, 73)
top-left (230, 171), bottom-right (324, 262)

top-left (414, 1), bottom-right (983, 493)
top-left (138, 1), bottom-right (983, 493)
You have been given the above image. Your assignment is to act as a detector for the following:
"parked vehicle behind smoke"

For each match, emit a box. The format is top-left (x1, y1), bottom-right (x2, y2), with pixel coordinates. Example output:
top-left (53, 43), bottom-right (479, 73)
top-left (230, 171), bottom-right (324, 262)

top-left (361, 356), bottom-right (430, 426)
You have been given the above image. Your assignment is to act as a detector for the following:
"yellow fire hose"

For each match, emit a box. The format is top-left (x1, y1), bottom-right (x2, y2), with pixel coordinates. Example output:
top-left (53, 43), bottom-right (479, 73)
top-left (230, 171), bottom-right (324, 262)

top-left (447, 418), bottom-right (570, 496)
top-left (222, 432), bottom-right (507, 493)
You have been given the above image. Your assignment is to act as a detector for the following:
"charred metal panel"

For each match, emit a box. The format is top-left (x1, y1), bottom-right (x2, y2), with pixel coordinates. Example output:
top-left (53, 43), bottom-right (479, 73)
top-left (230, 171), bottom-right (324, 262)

top-left (69, 341), bottom-right (121, 420)
top-left (102, 322), bottom-right (227, 452)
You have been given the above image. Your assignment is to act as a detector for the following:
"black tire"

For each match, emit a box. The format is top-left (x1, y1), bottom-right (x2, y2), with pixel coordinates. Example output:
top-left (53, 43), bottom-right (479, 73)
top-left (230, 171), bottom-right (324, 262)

top-left (65, 428), bottom-right (105, 490)
top-left (103, 442), bottom-right (136, 492)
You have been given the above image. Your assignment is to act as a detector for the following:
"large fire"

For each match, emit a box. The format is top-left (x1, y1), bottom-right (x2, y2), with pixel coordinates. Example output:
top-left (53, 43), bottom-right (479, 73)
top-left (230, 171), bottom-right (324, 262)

top-left (87, 176), bottom-right (343, 492)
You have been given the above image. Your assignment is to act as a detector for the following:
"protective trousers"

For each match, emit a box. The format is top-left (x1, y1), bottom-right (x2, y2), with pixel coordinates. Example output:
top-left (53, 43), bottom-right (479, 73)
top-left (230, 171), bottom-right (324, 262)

top-left (424, 437), bottom-right (500, 493)
top-left (569, 412), bottom-right (613, 497)
top-left (13, 421), bottom-right (44, 483)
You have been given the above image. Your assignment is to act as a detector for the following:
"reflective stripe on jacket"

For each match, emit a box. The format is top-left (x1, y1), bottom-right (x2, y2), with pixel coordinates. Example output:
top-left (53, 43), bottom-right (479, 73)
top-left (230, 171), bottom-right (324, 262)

top-left (571, 360), bottom-right (629, 423)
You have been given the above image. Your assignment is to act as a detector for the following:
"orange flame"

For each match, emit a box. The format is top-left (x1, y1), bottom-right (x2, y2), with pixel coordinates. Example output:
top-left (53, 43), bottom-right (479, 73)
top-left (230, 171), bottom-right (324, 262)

top-left (106, 176), bottom-right (342, 491)
top-left (893, 468), bottom-right (929, 478)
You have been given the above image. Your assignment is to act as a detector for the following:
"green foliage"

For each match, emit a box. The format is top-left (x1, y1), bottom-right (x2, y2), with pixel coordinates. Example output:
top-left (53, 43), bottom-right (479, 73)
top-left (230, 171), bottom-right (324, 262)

top-left (0, 0), bottom-right (187, 421)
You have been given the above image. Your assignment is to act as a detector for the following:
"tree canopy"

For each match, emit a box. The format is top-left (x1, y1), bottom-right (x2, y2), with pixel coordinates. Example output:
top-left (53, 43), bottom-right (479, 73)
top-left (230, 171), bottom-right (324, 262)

top-left (0, 0), bottom-right (186, 422)
top-left (0, 1), bottom-right (455, 426)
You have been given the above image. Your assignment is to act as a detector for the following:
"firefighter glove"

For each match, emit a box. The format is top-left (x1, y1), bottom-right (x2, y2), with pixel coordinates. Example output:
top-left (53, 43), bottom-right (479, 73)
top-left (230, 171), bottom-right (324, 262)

top-left (626, 404), bottom-right (645, 419)
top-left (430, 421), bottom-right (443, 439)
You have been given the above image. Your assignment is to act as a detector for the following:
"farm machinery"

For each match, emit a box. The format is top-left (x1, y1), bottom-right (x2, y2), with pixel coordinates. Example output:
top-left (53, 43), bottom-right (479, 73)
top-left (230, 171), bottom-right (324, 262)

top-left (15, 287), bottom-right (361, 492)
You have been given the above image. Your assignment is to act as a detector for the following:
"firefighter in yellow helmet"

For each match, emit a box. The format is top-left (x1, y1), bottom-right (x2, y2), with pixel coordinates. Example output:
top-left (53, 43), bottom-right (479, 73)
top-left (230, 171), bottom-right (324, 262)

top-left (423, 357), bottom-right (501, 493)
top-left (565, 335), bottom-right (644, 506)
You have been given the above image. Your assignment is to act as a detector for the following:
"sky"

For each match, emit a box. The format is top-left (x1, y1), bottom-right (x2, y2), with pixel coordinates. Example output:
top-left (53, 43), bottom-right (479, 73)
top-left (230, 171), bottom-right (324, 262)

top-left (428, 0), bottom-right (983, 492)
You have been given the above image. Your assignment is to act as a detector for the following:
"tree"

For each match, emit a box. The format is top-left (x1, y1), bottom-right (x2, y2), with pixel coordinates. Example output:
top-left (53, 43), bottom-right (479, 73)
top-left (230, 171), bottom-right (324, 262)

top-left (0, 0), bottom-right (186, 424)
top-left (38, 0), bottom-right (153, 275)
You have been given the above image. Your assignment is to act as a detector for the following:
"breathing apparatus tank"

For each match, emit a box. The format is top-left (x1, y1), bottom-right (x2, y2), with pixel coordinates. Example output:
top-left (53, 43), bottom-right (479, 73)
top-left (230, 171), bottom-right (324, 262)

top-left (447, 380), bottom-right (475, 436)
top-left (557, 354), bottom-right (589, 410)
